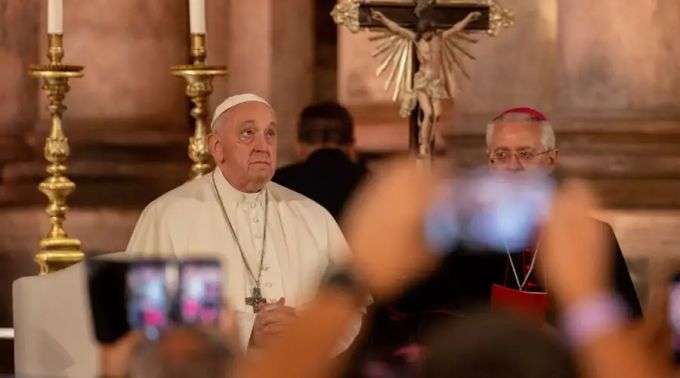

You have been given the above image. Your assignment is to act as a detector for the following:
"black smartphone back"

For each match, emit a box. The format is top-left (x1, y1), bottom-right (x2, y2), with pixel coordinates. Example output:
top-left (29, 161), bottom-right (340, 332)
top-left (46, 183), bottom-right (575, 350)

top-left (86, 259), bottom-right (131, 344)
top-left (86, 257), bottom-right (222, 344)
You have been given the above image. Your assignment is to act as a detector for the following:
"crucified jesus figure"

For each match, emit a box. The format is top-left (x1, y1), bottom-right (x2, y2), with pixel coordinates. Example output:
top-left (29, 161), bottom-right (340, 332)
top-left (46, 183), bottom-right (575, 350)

top-left (371, 8), bottom-right (481, 157)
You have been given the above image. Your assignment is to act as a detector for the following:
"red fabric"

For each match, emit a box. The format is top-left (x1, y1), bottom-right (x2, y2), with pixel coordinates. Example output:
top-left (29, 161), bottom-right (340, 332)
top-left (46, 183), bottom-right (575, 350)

top-left (493, 107), bottom-right (548, 122)
top-left (491, 284), bottom-right (549, 322)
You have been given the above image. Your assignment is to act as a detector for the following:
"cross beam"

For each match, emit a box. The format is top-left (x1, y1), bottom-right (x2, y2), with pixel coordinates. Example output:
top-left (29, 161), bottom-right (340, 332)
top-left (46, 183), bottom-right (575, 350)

top-left (333, 0), bottom-right (513, 36)
top-left (357, 1), bottom-right (490, 31)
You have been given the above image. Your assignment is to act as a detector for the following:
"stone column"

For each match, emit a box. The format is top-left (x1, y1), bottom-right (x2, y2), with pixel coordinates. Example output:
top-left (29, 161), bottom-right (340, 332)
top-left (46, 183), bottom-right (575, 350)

top-left (271, 0), bottom-right (315, 164)
top-left (209, 0), bottom-right (315, 165)
top-left (0, 2), bottom-right (40, 165)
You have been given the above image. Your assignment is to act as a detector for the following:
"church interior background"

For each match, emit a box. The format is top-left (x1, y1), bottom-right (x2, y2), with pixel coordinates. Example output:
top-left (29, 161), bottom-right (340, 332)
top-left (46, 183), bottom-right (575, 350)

top-left (1, 0), bottom-right (680, 373)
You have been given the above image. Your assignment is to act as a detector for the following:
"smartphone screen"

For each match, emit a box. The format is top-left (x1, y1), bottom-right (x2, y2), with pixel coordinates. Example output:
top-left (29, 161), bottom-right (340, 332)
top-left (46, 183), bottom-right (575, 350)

top-left (126, 261), bottom-right (172, 339)
top-left (425, 170), bottom-right (554, 254)
top-left (178, 259), bottom-right (222, 326)
top-left (670, 273), bottom-right (680, 363)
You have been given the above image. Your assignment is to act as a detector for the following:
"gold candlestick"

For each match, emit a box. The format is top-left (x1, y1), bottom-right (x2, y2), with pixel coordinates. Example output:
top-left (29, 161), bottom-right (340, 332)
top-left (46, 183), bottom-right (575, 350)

top-left (171, 33), bottom-right (228, 179)
top-left (28, 34), bottom-right (84, 274)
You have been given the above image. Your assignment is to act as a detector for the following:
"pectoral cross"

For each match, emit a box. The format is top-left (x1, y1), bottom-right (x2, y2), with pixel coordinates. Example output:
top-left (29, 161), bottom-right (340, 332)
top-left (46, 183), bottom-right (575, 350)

top-left (245, 287), bottom-right (267, 312)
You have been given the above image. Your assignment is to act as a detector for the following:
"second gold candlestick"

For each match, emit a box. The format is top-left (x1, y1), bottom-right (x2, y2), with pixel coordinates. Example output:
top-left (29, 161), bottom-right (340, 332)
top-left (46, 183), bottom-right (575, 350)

top-left (172, 34), bottom-right (227, 179)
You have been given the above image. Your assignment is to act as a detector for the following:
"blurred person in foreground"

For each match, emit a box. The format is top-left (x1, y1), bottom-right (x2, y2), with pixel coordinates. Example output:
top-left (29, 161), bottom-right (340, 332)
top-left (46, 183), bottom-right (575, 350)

top-left (420, 312), bottom-right (577, 378)
top-left (128, 327), bottom-right (235, 378)
top-left (236, 160), bottom-right (669, 378)
top-left (274, 101), bottom-right (368, 221)
top-left (101, 330), bottom-right (235, 378)
top-left (98, 307), bottom-right (241, 377)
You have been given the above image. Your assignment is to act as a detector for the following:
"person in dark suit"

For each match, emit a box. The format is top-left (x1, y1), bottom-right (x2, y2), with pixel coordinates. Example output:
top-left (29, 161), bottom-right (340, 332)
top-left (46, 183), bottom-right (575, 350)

top-left (273, 101), bottom-right (368, 221)
top-left (355, 107), bottom-right (642, 365)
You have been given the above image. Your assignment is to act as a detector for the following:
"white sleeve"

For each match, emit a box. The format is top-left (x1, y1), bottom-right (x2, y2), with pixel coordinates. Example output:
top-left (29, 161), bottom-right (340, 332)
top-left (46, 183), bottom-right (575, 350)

top-left (126, 203), bottom-right (176, 257)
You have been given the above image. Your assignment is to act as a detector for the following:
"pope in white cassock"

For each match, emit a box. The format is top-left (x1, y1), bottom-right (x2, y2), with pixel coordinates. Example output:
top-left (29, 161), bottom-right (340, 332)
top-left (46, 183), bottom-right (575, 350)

top-left (126, 93), bottom-right (360, 350)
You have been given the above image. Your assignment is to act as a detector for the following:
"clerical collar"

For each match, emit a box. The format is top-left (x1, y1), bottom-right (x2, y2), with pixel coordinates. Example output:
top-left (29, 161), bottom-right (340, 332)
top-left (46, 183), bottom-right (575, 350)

top-left (212, 169), bottom-right (267, 204)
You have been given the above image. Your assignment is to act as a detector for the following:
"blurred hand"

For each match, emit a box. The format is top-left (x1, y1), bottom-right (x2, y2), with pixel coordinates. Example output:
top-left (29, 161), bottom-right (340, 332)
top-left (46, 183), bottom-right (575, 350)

top-left (99, 331), bottom-right (143, 377)
top-left (343, 158), bottom-right (439, 301)
top-left (629, 259), bottom-right (676, 371)
top-left (251, 298), bottom-right (297, 348)
top-left (219, 306), bottom-right (243, 352)
top-left (539, 180), bottom-right (610, 306)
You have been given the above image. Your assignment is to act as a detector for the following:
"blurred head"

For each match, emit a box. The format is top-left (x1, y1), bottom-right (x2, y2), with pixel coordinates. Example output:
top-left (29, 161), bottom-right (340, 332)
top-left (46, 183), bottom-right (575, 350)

top-left (416, 17), bottom-right (436, 41)
top-left (486, 108), bottom-right (558, 173)
top-left (296, 101), bottom-right (355, 160)
top-left (209, 95), bottom-right (277, 192)
top-left (415, 0), bottom-right (435, 39)
top-left (421, 312), bottom-right (578, 378)
top-left (129, 327), bottom-right (235, 378)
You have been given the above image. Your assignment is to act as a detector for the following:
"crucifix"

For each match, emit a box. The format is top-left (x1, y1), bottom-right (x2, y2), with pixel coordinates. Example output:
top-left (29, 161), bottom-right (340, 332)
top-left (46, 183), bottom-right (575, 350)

top-left (332, 0), bottom-right (514, 160)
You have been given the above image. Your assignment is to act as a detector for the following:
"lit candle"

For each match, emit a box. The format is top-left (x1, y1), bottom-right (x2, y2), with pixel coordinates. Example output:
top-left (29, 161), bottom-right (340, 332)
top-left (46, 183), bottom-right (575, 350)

top-left (189, 0), bottom-right (206, 34)
top-left (47, 0), bottom-right (63, 34)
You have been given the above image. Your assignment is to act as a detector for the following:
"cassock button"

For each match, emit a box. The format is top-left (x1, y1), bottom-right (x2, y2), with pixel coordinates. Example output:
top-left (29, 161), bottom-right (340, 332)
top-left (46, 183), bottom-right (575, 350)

top-left (253, 218), bottom-right (260, 223)
top-left (265, 282), bottom-right (272, 288)
top-left (250, 202), bottom-right (256, 209)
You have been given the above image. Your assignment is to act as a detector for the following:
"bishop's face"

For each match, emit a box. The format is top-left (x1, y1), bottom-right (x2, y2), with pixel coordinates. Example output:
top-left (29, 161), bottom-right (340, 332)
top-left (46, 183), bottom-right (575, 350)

top-left (487, 122), bottom-right (557, 173)
top-left (210, 102), bottom-right (278, 192)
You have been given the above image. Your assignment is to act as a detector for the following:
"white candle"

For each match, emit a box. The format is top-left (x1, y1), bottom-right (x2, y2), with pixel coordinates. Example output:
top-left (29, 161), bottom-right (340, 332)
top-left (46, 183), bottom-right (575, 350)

top-left (189, 0), bottom-right (206, 34)
top-left (47, 0), bottom-right (63, 34)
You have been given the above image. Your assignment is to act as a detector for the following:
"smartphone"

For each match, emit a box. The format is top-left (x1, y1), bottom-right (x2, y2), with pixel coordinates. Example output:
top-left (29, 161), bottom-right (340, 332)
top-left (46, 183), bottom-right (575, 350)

top-left (424, 169), bottom-right (555, 254)
top-left (178, 259), bottom-right (222, 326)
top-left (86, 259), bottom-right (131, 344)
top-left (87, 257), bottom-right (222, 344)
top-left (669, 273), bottom-right (680, 363)
top-left (126, 260), bottom-right (175, 340)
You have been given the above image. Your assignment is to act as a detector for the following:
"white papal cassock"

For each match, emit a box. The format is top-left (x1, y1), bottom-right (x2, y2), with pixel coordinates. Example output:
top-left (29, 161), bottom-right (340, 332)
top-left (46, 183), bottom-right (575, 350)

top-left (126, 168), bottom-right (359, 350)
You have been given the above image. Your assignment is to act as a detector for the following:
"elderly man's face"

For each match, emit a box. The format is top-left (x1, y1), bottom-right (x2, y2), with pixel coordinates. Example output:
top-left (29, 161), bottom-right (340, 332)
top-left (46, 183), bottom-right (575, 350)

top-left (209, 102), bottom-right (277, 192)
top-left (487, 122), bottom-right (557, 172)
